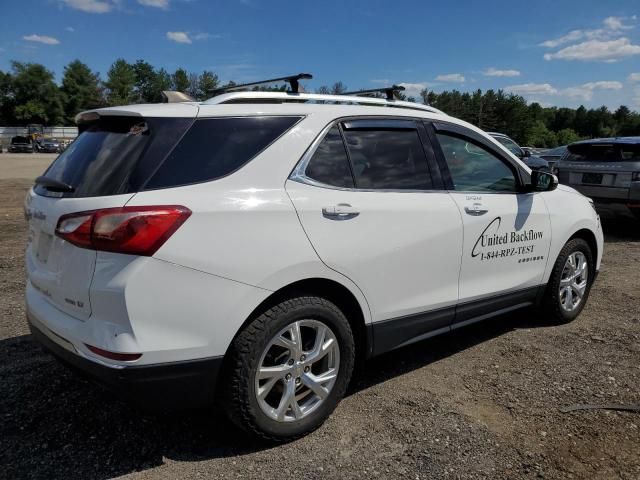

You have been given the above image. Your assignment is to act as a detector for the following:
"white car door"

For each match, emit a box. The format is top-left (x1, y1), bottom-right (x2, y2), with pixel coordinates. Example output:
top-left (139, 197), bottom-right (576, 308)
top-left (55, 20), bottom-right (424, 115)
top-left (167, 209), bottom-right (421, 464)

top-left (286, 119), bottom-right (463, 353)
top-left (427, 122), bottom-right (551, 321)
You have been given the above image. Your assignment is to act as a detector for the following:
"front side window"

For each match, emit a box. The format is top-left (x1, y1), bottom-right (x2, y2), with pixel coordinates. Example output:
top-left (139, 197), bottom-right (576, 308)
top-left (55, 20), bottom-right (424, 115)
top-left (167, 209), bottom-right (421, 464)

top-left (436, 132), bottom-right (517, 192)
top-left (304, 126), bottom-right (354, 188)
top-left (342, 128), bottom-right (432, 190)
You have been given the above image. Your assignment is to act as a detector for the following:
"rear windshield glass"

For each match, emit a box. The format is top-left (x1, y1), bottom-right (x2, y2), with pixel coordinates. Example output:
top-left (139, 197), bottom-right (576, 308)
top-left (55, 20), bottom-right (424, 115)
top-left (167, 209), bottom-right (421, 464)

top-left (565, 143), bottom-right (640, 162)
top-left (36, 116), bottom-right (192, 198)
top-left (144, 116), bottom-right (301, 190)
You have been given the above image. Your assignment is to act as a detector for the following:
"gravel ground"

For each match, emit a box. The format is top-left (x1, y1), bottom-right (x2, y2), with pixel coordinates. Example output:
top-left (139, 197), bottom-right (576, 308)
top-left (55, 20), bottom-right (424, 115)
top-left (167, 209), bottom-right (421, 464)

top-left (1, 154), bottom-right (638, 479)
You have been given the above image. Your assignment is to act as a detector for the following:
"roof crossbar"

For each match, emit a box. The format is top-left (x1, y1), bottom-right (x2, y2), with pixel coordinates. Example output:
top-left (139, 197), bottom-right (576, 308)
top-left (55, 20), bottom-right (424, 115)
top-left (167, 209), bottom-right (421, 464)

top-left (343, 85), bottom-right (406, 101)
top-left (211, 73), bottom-right (313, 96)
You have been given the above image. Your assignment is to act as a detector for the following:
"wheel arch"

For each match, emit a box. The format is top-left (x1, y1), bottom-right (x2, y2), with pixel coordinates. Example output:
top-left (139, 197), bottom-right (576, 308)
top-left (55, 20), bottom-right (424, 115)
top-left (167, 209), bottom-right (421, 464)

top-left (224, 277), bottom-right (373, 369)
top-left (569, 228), bottom-right (598, 271)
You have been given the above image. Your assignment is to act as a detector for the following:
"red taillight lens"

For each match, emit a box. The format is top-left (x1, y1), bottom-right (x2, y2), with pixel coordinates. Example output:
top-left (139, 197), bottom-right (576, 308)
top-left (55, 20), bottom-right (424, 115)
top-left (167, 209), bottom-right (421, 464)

top-left (85, 344), bottom-right (142, 362)
top-left (55, 206), bottom-right (191, 256)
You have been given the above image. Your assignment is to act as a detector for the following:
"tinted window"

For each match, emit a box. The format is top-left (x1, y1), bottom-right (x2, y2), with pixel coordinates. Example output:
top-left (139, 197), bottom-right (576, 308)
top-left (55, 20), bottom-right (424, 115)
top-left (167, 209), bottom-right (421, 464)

top-left (145, 116), bottom-right (301, 189)
top-left (566, 143), bottom-right (640, 162)
top-left (436, 133), bottom-right (517, 192)
top-left (304, 126), bottom-right (354, 188)
top-left (36, 116), bottom-right (192, 198)
top-left (342, 128), bottom-right (432, 190)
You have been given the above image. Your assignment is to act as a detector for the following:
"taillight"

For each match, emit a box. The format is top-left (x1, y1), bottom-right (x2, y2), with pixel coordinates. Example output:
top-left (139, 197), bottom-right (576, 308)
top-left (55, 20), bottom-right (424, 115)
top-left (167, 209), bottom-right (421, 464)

top-left (55, 206), bottom-right (191, 256)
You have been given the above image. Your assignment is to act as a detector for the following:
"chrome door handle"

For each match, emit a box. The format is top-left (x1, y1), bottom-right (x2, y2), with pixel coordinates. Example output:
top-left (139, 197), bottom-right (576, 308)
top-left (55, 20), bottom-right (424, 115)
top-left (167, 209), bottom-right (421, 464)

top-left (322, 203), bottom-right (360, 220)
top-left (464, 204), bottom-right (488, 216)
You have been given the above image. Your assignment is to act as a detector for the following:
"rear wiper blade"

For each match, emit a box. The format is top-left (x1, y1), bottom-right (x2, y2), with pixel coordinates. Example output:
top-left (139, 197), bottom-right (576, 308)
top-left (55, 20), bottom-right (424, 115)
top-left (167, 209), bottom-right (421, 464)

top-left (34, 176), bottom-right (75, 193)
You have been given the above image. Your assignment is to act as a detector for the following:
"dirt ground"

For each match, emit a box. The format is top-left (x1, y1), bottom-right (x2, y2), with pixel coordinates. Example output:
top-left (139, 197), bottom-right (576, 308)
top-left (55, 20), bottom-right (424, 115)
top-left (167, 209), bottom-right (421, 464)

top-left (1, 153), bottom-right (638, 480)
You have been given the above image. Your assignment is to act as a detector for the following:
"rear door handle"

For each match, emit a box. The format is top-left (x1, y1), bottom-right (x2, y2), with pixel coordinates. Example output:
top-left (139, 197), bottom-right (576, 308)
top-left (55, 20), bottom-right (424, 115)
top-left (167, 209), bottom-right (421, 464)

top-left (322, 203), bottom-right (360, 220)
top-left (464, 204), bottom-right (488, 216)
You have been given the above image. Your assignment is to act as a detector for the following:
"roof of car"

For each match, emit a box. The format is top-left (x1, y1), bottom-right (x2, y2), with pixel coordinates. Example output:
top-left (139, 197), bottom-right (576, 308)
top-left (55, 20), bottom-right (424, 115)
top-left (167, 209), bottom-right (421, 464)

top-left (570, 136), bottom-right (640, 146)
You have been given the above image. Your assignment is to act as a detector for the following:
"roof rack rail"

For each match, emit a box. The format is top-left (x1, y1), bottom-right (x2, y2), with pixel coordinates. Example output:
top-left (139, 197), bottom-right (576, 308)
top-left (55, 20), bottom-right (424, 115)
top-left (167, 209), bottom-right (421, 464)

top-left (211, 73), bottom-right (313, 96)
top-left (343, 85), bottom-right (406, 101)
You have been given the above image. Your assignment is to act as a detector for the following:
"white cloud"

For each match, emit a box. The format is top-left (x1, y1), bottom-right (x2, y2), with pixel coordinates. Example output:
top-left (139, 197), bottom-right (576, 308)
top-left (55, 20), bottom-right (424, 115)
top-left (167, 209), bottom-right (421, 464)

top-left (603, 16), bottom-right (633, 31)
top-left (398, 82), bottom-right (432, 98)
top-left (505, 83), bottom-right (558, 95)
top-left (561, 81), bottom-right (623, 100)
top-left (60, 0), bottom-right (113, 13)
top-left (435, 73), bottom-right (465, 83)
top-left (544, 38), bottom-right (640, 62)
top-left (23, 34), bottom-right (60, 45)
top-left (138, 0), bottom-right (169, 9)
top-left (506, 80), bottom-right (623, 102)
top-left (628, 72), bottom-right (640, 82)
top-left (540, 30), bottom-right (584, 48)
top-left (483, 67), bottom-right (521, 77)
top-left (166, 31), bottom-right (191, 44)
top-left (65, 26), bottom-right (75, 32)
top-left (192, 32), bottom-right (220, 40)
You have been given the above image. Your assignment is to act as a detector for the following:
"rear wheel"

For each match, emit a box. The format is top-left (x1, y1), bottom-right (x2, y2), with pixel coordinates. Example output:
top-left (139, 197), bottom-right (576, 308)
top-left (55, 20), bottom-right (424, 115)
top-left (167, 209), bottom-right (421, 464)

top-left (222, 296), bottom-right (355, 442)
top-left (543, 238), bottom-right (594, 323)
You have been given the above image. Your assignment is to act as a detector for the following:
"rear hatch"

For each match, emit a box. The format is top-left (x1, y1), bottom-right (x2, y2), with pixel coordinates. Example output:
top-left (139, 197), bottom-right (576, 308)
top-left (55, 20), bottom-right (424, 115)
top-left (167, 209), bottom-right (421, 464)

top-left (25, 109), bottom-right (196, 320)
top-left (559, 142), bottom-right (640, 200)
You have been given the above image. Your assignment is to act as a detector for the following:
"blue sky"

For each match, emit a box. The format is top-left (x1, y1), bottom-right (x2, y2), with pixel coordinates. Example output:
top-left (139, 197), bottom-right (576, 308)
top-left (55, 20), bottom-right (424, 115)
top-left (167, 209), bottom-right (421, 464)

top-left (1, 0), bottom-right (639, 109)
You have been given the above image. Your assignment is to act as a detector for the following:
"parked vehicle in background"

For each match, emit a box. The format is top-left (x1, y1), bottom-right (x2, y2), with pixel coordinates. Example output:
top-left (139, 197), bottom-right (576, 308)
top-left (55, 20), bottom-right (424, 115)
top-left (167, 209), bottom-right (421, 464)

top-left (37, 138), bottom-right (62, 153)
top-left (556, 137), bottom-right (640, 220)
top-left (522, 147), bottom-right (543, 156)
top-left (8, 136), bottom-right (34, 153)
top-left (488, 132), bottom-right (550, 171)
top-left (538, 145), bottom-right (567, 173)
top-left (25, 78), bottom-right (602, 441)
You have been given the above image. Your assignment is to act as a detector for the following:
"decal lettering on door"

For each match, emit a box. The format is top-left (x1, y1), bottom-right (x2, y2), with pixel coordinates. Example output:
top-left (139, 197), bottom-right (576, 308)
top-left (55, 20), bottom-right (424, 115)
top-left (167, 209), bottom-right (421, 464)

top-left (471, 217), bottom-right (545, 262)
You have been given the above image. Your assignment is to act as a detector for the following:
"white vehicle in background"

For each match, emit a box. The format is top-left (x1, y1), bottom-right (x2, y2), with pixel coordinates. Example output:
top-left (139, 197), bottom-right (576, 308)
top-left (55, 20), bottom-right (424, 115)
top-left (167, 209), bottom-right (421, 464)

top-left (25, 75), bottom-right (603, 441)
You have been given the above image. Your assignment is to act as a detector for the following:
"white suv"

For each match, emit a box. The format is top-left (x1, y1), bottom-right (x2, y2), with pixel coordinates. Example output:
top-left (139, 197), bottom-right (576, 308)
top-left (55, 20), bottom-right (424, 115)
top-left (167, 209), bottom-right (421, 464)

top-left (25, 81), bottom-right (603, 441)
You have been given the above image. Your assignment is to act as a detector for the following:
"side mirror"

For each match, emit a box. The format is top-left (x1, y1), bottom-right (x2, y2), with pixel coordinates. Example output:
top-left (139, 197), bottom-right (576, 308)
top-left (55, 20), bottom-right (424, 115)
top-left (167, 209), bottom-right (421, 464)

top-left (523, 149), bottom-right (531, 158)
top-left (529, 170), bottom-right (558, 192)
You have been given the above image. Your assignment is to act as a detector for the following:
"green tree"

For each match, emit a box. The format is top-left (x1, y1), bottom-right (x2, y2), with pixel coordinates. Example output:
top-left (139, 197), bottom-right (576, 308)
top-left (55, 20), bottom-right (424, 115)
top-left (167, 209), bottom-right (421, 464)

top-left (197, 71), bottom-right (219, 100)
top-left (0, 70), bottom-right (16, 125)
top-left (10, 62), bottom-right (63, 125)
top-left (60, 60), bottom-right (103, 124)
top-left (132, 59), bottom-right (164, 103)
top-left (172, 68), bottom-right (190, 92)
top-left (104, 59), bottom-right (136, 106)
top-left (556, 128), bottom-right (581, 145)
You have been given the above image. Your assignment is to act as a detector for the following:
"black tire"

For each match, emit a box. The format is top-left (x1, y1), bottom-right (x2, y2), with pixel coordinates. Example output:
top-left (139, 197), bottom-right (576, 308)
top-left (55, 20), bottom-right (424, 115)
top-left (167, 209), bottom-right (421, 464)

top-left (543, 238), bottom-right (594, 324)
top-left (222, 296), bottom-right (355, 442)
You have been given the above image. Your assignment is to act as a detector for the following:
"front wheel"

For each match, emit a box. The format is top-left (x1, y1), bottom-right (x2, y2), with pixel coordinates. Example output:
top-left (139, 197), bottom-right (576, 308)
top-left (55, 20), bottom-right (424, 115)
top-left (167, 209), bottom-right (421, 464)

top-left (222, 296), bottom-right (355, 442)
top-left (543, 238), bottom-right (594, 323)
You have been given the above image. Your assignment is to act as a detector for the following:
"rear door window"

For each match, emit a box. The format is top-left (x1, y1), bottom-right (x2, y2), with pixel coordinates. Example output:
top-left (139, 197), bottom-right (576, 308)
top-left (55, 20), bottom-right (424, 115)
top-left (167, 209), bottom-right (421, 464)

top-left (341, 125), bottom-right (433, 190)
top-left (565, 144), bottom-right (621, 162)
top-left (145, 116), bottom-right (301, 189)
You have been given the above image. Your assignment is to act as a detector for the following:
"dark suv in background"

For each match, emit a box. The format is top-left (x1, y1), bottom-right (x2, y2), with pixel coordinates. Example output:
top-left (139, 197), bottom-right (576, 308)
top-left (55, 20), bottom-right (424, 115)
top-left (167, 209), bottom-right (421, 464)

top-left (488, 132), bottom-right (550, 171)
top-left (556, 137), bottom-right (640, 220)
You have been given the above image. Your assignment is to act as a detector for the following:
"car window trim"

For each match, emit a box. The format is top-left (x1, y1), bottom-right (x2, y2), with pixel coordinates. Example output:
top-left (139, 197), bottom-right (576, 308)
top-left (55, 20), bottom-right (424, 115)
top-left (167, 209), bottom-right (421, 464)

top-left (426, 120), bottom-right (530, 193)
top-left (290, 115), bottom-right (443, 193)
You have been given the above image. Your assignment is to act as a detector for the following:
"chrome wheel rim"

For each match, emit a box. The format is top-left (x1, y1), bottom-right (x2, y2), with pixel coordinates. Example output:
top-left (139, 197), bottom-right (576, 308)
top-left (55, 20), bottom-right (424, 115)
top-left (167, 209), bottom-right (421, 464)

top-left (559, 251), bottom-right (589, 312)
top-left (255, 320), bottom-right (340, 423)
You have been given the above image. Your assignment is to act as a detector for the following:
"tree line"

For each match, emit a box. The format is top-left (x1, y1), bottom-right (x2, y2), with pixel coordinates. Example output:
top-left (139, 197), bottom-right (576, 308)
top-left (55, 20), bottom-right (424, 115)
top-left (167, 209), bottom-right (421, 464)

top-left (0, 59), bottom-right (638, 147)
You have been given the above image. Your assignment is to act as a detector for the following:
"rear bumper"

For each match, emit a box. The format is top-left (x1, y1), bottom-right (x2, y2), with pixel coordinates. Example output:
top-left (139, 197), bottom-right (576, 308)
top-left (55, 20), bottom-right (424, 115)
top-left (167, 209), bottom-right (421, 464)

top-left (29, 315), bottom-right (223, 410)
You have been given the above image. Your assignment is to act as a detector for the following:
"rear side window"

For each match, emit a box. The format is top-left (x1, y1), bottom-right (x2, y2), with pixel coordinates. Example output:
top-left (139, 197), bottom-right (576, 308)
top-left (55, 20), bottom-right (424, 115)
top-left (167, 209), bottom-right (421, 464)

top-left (342, 129), bottom-right (432, 190)
top-left (37, 116), bottom-right (192, 198)
top-left (145, 116), bottom-right (301, 189)
top-left (304, 126), bottom-right (354, 188)
top-left (621, 145), bottom-right (640, 161)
